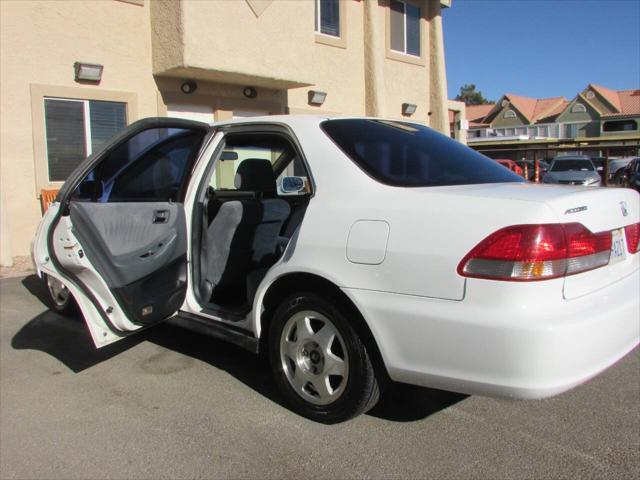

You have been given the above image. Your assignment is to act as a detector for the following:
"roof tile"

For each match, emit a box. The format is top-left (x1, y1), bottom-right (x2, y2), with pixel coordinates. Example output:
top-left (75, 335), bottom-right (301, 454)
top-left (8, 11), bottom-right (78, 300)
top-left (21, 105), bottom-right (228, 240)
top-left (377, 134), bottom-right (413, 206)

top-left (589, 84), bottom-right (623, 112)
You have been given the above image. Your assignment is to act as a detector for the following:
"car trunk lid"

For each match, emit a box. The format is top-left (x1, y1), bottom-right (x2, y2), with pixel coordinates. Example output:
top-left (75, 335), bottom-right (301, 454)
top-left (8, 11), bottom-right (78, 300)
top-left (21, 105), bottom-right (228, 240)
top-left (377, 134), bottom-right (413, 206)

top-left (388, 183), bottom-right (639, 301)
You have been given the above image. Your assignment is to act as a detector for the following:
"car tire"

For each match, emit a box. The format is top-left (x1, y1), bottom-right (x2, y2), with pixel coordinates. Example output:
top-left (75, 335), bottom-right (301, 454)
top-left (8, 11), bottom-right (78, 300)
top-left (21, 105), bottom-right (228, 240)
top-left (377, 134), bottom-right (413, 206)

top-left (43, 273), bottom-right (77, 316)
top-left (268, 292), bottom-right (379, 423)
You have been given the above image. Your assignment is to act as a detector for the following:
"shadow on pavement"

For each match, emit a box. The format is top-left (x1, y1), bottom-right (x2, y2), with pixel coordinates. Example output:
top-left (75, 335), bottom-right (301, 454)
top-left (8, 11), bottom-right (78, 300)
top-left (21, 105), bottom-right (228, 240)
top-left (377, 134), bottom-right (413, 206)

top-left (368, 383), bottom-right (468, 422)
top-left (21, 274), bottom-right (51, 308)
top-left (15, 274), bottom-right (467, 422)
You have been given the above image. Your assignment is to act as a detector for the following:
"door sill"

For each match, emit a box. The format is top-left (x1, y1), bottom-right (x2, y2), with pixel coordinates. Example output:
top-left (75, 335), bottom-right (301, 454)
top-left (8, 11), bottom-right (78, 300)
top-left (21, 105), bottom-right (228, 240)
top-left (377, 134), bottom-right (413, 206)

top-left (201, 303), bottom-right (251, 322)
top-left (171, 311), bottom-right (259, 354)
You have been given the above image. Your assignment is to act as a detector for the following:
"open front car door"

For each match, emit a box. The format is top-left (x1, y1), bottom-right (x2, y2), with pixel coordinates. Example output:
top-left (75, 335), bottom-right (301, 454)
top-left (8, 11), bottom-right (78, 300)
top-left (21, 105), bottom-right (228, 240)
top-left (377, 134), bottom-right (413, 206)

top-left (41, 118), bottom-right (210, 347)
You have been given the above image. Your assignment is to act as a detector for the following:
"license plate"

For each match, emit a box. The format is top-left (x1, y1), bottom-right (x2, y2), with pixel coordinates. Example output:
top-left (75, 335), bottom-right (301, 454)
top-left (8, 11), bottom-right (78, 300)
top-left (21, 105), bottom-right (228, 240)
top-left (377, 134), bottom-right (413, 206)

top-left (610, 229), bottom-right (626, 265)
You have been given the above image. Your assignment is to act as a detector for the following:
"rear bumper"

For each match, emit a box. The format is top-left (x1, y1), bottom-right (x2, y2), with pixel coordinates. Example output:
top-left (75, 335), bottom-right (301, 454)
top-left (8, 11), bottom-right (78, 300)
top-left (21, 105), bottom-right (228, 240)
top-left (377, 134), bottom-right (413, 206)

top-left (343, 268), bottom-right (639, 399)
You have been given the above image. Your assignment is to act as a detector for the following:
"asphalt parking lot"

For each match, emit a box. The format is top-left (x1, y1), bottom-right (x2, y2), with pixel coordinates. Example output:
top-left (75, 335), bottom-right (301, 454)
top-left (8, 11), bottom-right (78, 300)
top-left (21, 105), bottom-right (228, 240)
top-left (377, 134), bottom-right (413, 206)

top-left (1, 275), bottom-right (638, 480)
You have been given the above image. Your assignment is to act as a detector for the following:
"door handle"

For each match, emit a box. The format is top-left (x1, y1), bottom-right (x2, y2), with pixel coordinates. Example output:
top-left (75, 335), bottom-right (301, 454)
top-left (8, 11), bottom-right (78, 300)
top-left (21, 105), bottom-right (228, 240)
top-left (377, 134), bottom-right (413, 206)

top-left (152, 210), bottom-right (169, 224)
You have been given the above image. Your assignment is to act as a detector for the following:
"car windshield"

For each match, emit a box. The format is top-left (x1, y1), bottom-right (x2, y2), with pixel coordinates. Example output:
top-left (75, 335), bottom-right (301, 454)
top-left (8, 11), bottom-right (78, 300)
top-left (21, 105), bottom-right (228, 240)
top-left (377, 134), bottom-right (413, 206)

top-left (321, 119), bottom-right (522, 187)
top-left (550, 159), bottom-right (594, 172)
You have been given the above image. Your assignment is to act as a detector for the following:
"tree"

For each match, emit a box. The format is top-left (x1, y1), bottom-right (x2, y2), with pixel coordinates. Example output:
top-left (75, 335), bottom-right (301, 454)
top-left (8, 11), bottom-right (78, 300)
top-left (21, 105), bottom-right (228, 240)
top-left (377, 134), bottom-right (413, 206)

top-left (455, 84), bottom-right (492, 106)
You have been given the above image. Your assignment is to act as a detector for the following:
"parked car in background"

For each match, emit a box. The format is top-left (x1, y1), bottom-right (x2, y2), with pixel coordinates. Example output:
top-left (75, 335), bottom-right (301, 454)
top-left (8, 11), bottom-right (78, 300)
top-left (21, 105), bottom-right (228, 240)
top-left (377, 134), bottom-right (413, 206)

top-left (494, 159), bottom-right (524, 176)
top-left (543, 155), bottom-right (602, 186)
top-left (621, 157), bottom-right (640, 193)
top-left (609, 157), bottom-right (639, 185)
top-left (589, 156), bottom-right (607, 183)
top-left (32, 116), bottom-right (639, 423)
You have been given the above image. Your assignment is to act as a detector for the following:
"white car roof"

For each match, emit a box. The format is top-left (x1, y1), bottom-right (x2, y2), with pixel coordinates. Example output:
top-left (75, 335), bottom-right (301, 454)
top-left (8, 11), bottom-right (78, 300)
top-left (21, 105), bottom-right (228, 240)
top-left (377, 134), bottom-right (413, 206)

top-left (204, 115), bottom-right (426, 129)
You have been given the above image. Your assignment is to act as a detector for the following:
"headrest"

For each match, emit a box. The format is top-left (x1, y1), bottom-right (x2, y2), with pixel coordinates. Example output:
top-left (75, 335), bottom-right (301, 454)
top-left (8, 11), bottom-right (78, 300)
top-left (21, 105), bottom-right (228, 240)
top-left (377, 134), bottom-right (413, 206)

top-left (234, 159), bottom-right (277, 193)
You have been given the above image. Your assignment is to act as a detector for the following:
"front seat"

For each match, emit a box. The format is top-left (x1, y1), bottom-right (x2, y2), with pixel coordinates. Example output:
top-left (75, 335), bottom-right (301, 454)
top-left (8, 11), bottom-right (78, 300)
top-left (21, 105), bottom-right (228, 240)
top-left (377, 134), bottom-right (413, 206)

top-left (204, 159), bottom-right (290, 306)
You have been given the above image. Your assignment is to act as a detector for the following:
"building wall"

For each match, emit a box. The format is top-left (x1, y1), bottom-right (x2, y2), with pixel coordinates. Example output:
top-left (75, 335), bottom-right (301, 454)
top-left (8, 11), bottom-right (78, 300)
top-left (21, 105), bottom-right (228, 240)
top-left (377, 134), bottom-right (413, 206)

top-left (0, 0), bottom-right (449, 259)
top-left (601, 116), bottom-right (640, 136)
top-left (490, 106), bottom-right (528, 127)
top-left (581, 88), bottom-right (617, 114)
top-left (556, 97), bottom-right (598, 124)
top-left (151, 0), bottom-right (437, 123)
top-left (576, 122), bottom-right (601, 138)
top-left (0, 0), bottom-right (159, 257)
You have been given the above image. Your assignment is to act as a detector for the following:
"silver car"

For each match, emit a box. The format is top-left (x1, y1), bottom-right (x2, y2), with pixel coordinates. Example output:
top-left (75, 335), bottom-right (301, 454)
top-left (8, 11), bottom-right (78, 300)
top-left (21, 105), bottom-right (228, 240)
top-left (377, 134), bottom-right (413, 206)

top-left (543, 156), bottom-right (602, 187)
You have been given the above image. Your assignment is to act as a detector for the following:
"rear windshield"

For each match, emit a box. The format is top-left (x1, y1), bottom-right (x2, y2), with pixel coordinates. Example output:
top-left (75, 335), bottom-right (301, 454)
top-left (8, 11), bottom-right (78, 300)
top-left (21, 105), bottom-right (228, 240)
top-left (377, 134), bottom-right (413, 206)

top-left (550, 159), bottom-right (594, 172)
top-left (320, 119), bottom-right (522, 187)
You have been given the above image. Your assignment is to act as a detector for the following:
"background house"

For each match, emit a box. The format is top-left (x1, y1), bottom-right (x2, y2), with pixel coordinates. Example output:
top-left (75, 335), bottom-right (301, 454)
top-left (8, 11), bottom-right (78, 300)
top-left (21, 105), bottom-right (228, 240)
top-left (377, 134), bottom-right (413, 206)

top-left (454, 84), bottom-right (640, 162)
top-left (0, 0), bottom-right (453, 265)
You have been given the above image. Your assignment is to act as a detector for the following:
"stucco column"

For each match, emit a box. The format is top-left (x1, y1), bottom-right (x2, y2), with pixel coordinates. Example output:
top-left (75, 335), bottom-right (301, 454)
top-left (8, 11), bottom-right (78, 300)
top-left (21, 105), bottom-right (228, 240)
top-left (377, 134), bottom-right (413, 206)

top-left (448, 99), bottom-right (467, 144)
top-left (0, 177), bottom-right (13, 267)
top-left (428, 1), bottom-right (449, 134)
top-left (363, 0), bottom-right (386, 117)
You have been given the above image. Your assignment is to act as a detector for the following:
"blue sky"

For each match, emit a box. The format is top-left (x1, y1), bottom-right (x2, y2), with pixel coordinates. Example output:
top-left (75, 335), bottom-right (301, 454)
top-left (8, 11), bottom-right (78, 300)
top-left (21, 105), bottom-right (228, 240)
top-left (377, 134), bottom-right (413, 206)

top-left (443, 0), bottom-right (640, 102)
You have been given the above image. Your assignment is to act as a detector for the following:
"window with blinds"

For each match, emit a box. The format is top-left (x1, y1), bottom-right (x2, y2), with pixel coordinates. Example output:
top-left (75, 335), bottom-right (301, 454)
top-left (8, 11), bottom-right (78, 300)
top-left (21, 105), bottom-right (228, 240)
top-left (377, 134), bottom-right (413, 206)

top-left (44, 98), bottom-right (126, 182)
top-left (390, 0), bottom-right (420, 57)
top-left (315, 0), bottom-right (340, 37)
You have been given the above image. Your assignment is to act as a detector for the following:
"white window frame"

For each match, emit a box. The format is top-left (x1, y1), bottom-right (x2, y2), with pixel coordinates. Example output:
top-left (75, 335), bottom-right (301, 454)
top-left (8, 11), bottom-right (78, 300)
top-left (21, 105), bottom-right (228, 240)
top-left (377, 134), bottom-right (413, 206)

top-left (43, 96), bottom-right (126, 182)
top-left (314, 0), bottom-right (340, 38)
top-left (390, 0), bottom-right (420, 58)
top-left (504, 109), bottom-right (516, 119)
top-left (571, 103), bottom-right (587, 113)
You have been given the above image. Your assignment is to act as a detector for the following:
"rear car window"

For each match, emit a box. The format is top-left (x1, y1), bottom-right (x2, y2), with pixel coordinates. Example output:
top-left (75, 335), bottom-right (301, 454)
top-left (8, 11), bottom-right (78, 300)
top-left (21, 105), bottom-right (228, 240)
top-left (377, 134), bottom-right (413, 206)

top-left (321, 119), bottom-right (522, 187)
top-left (550, 159), bottom-right (594, 172)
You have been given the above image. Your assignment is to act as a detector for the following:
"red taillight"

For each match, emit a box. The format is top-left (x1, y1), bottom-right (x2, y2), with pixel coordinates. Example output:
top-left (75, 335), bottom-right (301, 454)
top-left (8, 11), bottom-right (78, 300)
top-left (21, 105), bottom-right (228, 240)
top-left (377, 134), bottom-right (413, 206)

top-left (458, 223), bottom-right (612, 281)
top-left (625, 223), bottom-right (640, 254)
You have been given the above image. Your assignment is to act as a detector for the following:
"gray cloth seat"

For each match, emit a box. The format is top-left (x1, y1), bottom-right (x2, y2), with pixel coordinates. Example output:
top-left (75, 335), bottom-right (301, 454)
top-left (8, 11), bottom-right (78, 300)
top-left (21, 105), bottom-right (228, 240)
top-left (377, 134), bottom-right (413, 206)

top-left (204, 159), bottom-right (290, 306)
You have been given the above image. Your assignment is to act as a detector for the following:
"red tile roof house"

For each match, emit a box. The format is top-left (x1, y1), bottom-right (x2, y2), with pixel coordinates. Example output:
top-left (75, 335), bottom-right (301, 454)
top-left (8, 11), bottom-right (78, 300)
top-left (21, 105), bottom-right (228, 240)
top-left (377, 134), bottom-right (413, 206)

top-left (456, 84), bottom-right (640, 142)
top-left (448, 85), bottom-right (639, 179)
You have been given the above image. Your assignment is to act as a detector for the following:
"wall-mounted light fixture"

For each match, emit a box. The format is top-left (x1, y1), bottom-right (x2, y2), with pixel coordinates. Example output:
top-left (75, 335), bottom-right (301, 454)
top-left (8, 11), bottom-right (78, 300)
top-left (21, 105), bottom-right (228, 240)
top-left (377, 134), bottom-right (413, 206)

top-left (74, 62), bottom-right (103, 83)
top-left (181, 80), bottom-right (198, 94)
top-left (243, 86), bottom-right (257, 98)
top-left (402, 103), bottom-right (417, 116)
top-left (308, 90), bottom-right (327, 106)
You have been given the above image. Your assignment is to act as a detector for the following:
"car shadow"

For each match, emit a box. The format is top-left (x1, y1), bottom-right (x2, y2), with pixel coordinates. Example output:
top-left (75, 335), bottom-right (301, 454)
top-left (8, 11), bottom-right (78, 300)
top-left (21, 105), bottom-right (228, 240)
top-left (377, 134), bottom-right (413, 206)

top-left (15, 275), bottom-right (146, 371)
top-left (367, 383), bottom-right (468, 422)
top-left (15, 274), bottom-right (467, 422)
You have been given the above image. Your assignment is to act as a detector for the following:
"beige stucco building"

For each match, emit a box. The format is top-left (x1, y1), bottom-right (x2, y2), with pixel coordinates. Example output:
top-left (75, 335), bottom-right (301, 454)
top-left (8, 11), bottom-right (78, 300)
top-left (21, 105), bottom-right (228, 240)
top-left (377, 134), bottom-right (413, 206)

top-left (0, 0), bottom-right (452, 265)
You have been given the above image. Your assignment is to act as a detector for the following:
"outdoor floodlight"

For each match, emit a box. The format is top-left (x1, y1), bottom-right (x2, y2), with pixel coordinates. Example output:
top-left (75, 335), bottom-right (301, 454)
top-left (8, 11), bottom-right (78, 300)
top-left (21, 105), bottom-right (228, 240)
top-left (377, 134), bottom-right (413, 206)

top-left (74, 62), bottom-right (103, 82)
top-left (308, 90), bottom-right (327, 106)
top-left (402, 103), bottom-right (417, 116)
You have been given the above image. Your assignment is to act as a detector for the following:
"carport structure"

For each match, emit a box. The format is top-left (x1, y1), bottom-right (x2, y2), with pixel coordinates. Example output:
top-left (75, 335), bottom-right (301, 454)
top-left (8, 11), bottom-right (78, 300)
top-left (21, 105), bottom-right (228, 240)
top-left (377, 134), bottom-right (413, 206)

top-left (472, 136), bottom-right (640, 185)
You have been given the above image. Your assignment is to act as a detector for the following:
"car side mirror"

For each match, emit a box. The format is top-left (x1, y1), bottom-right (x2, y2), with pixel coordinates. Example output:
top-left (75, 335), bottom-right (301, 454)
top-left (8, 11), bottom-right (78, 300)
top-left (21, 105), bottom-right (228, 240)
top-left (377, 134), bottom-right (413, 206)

top-left (280, 176), bottom-right (305, 194)
top-left (596, 166), bottom-right (604, 172)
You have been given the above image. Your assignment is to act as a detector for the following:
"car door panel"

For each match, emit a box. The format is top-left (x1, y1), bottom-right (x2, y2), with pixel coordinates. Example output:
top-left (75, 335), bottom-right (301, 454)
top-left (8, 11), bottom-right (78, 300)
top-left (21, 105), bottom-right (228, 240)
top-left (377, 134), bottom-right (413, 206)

top-left (45, 118), bottom-right (211, 346)
top-left (69, 202), bottom-right (188, 325)
top-left (69, 202), bottom-right (186, 288)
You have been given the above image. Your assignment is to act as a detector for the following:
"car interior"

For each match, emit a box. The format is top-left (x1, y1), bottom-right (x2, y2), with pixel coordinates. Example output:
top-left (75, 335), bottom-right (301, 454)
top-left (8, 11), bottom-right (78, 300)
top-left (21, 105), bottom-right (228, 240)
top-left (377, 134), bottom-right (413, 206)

top-left (192, 132), bottom-right (312, 318)
top-left (66, 125), bottom-right (311, 325)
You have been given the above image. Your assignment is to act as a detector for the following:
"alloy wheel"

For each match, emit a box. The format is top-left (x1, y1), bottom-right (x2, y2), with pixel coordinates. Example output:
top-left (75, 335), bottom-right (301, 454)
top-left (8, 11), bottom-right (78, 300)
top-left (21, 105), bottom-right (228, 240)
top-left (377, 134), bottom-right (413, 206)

top-left (46, 275), bottom-right (70, 308)
top-left (279, 310), bottom-right (349, 405)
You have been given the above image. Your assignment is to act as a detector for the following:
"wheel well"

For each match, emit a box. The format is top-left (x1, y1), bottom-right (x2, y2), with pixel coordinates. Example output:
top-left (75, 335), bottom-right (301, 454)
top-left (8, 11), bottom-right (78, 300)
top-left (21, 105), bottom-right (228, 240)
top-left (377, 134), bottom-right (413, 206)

top-left (260, 273), bottom-right (390, 386)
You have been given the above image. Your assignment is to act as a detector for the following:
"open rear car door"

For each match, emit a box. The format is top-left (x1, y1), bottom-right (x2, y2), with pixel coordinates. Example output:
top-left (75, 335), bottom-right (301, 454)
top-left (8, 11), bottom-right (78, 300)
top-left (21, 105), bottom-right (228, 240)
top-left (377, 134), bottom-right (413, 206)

top-left (44, 118), bottom-right (210, 347)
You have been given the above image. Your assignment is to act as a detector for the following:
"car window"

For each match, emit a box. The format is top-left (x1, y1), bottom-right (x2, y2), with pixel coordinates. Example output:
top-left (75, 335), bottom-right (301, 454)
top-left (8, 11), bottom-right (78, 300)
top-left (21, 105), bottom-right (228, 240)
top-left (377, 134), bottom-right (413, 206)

top-left (73, 127), bottom-right (206, 202)
top-left (321, 119), bottom-right (522, 187)
top-left (550, 160), bottom-right (594, 172)
top-left (210, 134), bottom-right (311, 195)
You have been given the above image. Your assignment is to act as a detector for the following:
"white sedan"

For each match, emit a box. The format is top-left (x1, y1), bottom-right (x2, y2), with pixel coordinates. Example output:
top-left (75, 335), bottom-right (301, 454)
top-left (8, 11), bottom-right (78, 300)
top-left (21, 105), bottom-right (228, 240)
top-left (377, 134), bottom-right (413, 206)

top-left (32, 116), bottom-right (640, 423)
